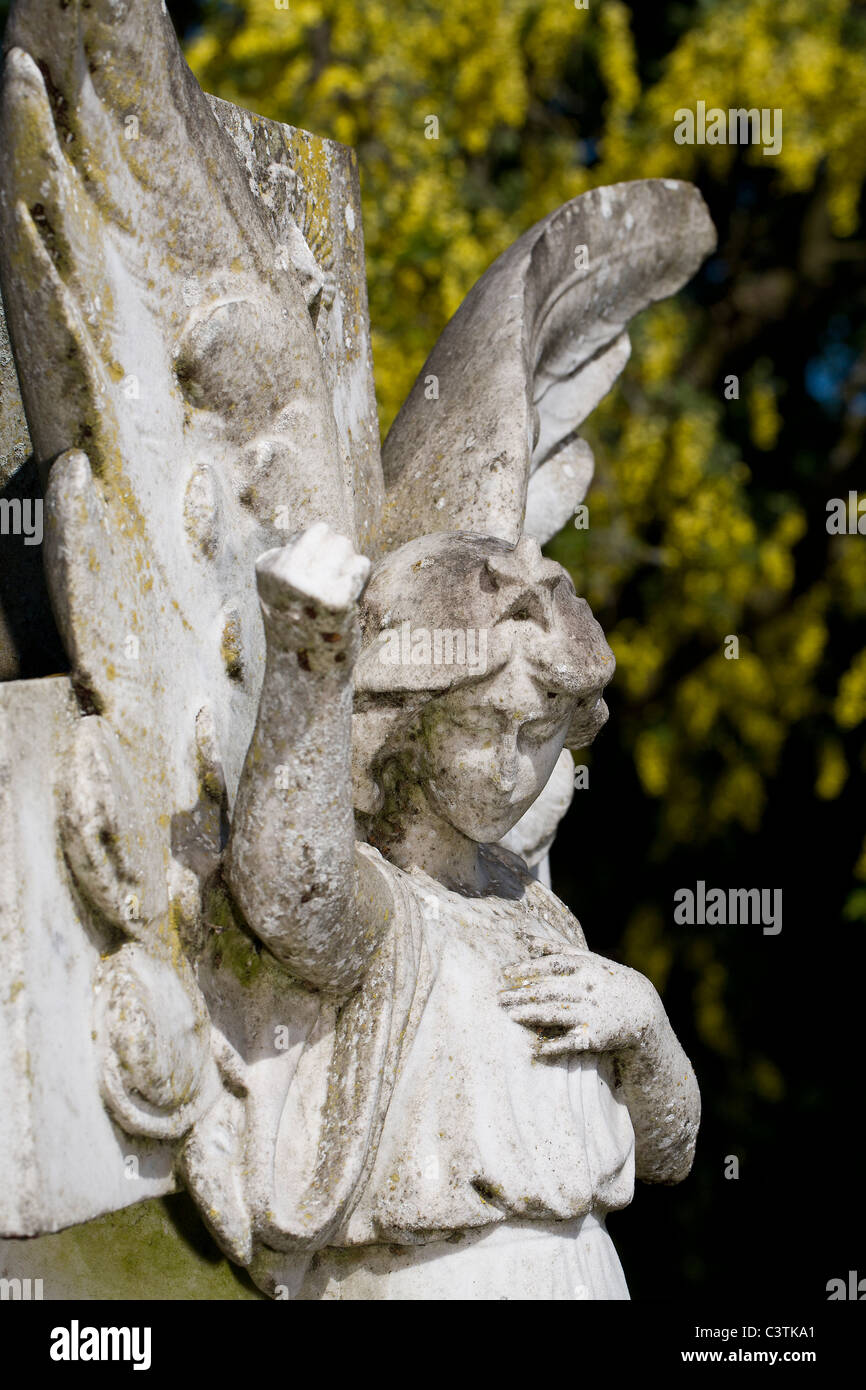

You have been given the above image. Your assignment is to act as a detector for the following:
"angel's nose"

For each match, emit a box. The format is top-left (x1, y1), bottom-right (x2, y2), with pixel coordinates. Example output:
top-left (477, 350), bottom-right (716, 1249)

top-left (570, 695), bottom-right (609, 748)
top-left (497, 732), bottom-right (522, 792)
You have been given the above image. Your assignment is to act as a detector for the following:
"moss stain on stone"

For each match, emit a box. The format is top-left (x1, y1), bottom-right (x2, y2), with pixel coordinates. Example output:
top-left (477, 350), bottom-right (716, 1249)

top-left (0, 1193), bottom-right (265, 1300)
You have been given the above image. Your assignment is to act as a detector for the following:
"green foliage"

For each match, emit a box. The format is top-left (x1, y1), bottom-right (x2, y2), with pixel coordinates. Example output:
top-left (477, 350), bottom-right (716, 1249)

top-left (186, 0), bottom-right (866, 868)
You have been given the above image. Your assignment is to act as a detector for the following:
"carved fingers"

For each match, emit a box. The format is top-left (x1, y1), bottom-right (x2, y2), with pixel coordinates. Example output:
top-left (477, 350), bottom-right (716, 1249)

top-left (499, 950), bottom-right (662, 1059)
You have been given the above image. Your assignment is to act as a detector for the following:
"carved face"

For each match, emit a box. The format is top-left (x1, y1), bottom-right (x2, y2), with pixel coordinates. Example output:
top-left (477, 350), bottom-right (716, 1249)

top-left (353, 534), bottom-right (616, 825)
top-left (418, 653), bottom-right (594, 843)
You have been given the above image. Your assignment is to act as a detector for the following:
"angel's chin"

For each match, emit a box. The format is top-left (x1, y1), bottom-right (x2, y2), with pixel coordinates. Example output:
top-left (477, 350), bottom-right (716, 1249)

top-left (447, 805), bottom-right (533, 845)
top-left (429, 779), bottom-right (534, 844)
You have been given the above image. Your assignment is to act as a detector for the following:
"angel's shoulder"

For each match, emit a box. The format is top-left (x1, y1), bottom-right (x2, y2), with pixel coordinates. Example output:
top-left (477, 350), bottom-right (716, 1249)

top-left (354, 840), bottom-right (401, 923)
top-left (523, 875), bottom-right (588, 951)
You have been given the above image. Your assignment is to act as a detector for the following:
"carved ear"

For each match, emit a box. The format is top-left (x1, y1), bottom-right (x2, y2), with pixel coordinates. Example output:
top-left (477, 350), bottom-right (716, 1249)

top-left (379, 179), bottom-right (716, 550)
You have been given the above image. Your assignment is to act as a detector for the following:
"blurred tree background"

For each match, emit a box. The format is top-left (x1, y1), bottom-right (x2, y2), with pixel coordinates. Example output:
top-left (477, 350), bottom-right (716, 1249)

top-left (3, 0), bottom-right (863, 1298)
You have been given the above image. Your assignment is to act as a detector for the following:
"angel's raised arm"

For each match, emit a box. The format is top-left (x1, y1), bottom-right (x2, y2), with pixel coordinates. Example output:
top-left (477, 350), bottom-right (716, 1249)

top-left (224, 524), bottom-right (385, 996)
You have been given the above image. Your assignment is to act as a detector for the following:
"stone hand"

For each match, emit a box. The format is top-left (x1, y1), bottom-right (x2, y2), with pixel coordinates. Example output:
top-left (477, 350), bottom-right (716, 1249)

top-left (256, 522), bottom-right (371, 670)
top-left (498, 950), bottom-right (663, 1060)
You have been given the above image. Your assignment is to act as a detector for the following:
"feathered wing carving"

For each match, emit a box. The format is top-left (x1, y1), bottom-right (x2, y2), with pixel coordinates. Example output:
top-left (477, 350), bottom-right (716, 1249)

top-left (379, 179), bottom-right (716, 550)
top-left (0, 0), bottom-right (377, 1144)
top-left (0, 0), bottom-right (358, 779)
top-left (376, 178), bottom-right (715, 889)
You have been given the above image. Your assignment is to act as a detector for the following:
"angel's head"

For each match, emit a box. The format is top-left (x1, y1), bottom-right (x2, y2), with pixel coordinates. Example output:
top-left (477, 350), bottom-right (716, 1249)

top-left (352, 533), bottom-right (614, 844)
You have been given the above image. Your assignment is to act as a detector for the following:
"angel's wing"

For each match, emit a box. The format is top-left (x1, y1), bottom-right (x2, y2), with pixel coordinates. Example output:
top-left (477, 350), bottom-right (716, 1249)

top-left (0, 0), bottom-right (380, 1146)
top-left (0, 0), bottom-right (380, 805)
top-left (379, 179), bottom-right (716, 549)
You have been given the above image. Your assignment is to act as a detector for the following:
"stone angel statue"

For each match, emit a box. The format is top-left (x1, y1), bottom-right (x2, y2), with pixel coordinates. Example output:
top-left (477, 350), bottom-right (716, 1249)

top-left (216, 523), bottom-right (699, 1301)
top-left (0, 0), bottom-right (715, 1298)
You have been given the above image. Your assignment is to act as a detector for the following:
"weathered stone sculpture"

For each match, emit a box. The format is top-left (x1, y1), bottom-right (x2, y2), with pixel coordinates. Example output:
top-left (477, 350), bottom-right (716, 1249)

top-left (0, 0), bottom-right (716, 1299)
top-left (211, 525), bottom-right (701, 1299)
